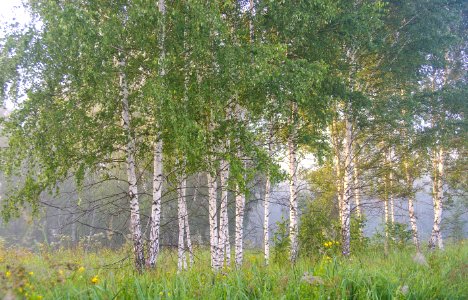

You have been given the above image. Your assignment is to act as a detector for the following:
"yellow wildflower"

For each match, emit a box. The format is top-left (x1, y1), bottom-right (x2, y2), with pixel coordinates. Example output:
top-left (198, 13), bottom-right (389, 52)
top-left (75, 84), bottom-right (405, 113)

top-left (91, 275), bottom-right (99, 284)
top-left (29, 271), bottom-right (34, 276)
top-left (58, 269), bottom-right (64, 275)
top-left (5, 271), bottom-right (11, 278)
top-left (78, 266), bottom-right (85, 272)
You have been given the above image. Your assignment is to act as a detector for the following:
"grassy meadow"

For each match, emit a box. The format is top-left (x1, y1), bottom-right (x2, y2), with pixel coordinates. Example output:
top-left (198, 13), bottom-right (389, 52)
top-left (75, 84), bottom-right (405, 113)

top-left (1, 241), bottom-right (467, 299)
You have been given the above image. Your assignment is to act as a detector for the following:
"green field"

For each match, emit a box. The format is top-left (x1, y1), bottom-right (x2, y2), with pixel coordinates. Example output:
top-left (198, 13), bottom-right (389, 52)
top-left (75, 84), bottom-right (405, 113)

top-left (1, 242), bottom-right (467, 299)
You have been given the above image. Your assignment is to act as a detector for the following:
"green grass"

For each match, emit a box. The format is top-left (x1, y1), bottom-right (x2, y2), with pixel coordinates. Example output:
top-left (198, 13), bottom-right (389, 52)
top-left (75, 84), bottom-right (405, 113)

top-left (1, 242), bottom-right (467, 299)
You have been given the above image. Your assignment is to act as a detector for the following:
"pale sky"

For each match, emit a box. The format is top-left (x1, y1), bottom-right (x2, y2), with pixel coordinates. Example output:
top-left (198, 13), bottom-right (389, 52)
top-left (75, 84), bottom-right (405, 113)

top-left (1, 0), bottom-right (31, 111)
top-left (0, 0), bottom-right (31, 31)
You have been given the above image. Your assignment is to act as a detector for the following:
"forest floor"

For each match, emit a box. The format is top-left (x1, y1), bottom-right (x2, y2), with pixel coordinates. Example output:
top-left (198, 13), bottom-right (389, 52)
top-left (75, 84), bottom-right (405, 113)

top-left (0, 241), bottom-right (466, 299)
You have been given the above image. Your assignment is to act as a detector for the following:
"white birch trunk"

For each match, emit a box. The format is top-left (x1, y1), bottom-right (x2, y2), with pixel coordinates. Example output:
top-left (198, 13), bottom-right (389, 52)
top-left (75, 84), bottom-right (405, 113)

top-left (235, 186), bottom-right (245, 267)
top-left (148, 139), bottom-right (163, 267)
top-left (183, 184), bottom-right (194, 267)
top-left (404, 161), bottom-right (420, 250)
top-left (382, 144), bottom-right (390, 242)
top-left (429, 147), bottom-right (444, 250)
top-left (235, 106), bottom-right (246, 267)
top-left (384, 177), bottom-right (389, 239)
top-left (264, 128), bottom-right (273, 265)
top-left (341, 115), bottom-right (352, 257)
top-left (148, 0), bottom-right (166, 269)
top-left (388, 149), bottom-right (395, 225)
top-left (177, 175), bottom-right (186, 272)
top-left (331, 118), bottom-right (343, 222)
top-left (207, 171), bottom-right (220, 270)
top-left (353, 154), bottom-right (362, 219)
top-left (288, 102), bottom-right (299, 262)
top-left (353, 151), bottom-right (363, 240)
top-left (187, 176), bottom-right (201, 267)
top-left (179, 14), bottom-right (194, 269)
top-left (119, 59), bottom-right (145, 271)
top-left (219, 158), bottom-right (230, 267)
top-left (264, 175), bottom-right (271, 265)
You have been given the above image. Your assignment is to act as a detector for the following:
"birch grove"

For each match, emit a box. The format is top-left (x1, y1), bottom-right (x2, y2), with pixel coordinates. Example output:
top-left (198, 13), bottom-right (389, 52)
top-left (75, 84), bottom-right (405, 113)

top-left (1, 0), bottom-right (465, 277)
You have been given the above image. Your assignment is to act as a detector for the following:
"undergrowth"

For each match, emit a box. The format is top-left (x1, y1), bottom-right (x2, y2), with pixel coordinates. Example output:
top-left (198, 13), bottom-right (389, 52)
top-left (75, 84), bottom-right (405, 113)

top-left (0, 241), bottom-right (466, 299)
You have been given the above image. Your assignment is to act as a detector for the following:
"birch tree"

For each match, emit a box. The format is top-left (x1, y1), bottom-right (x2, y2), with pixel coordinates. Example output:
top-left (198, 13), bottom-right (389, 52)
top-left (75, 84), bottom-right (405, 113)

top-left (287, 101), bottom-right (299, 262)
top-left (118, 56), bottom-right (145, 271)
top-left (148, 0), bottom-right (166, 268)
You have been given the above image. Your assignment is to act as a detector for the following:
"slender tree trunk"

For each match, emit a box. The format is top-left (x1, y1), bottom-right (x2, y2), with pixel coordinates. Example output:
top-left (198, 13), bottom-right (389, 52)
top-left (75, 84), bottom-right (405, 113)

top-left (177, 175), bottom-right (186, 271)
top-left (207, 171), bottom-right (220, 270)
top-left (404, 161), bottom-right (420, 251)
top-left (264, 127), bottom-right (273, 265)
top-left (235, 186), bottom-right (245, 267)
top-left (148, 139), bottom-right (163, 267)
top-left (353, 149), bottom-right (363, 240)
top-left (148, 0), bottom-right (166, 269)
top-left (234, 105), bottom-right (246, 267)
top-left (353, 153), bottom-right (362, 219)
top-left (384, 175), bottom-right (389, 239)
top-left (388, 149), bottom-right (395, 225)
top-left (331, 117), bottom-right (343, 222)
top-left (183, 181), bottom-right (194, 267)
top-left (219, 157), bottom-right (230, 267)
top-left (341, 115), bottom-right (352, 257)
top-left (180, 15), bottom-right (194, 268)
top-left (382, 143), bottom-right (390, 244)
top-left (177, 175), bottom-right (187, 271)
top-left (288, 101), bottom-right (299, 262)
top-left (234, 0), bottom-right (255, 268)
top-left (119, 58), bottom-right (145, 272)
top-left (429, 147), bottom-right (444, 250)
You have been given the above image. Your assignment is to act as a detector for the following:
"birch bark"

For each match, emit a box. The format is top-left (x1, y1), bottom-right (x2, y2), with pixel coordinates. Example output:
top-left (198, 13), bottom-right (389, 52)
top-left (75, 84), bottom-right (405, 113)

top-left (331, 117), bottom-right (343, 223)
top-left (353, 153), bottom-right (362, 219)
top-left (404, 161), bottom-right (420, 250)
top-left (180, 13), bottom-right (194, 268)
top-left (235, 187), bottom-right (245, 267)
top-left (388, 148), bottom-right (395, 225)
top-left (235, 106), bottom-right (246, 267)
top-left (264, 127), bottom-right (273, 265)
top-left (341, 115), bottom-right (352, 257)
top-left (429, 147), bottom-right (444, 250)
top-left (148, 139), bottom-right (163, 267)
top-left (219, 157), bottom-right (230, 267)
top-left (177, 175), bottom-right (186, 271)
top-left (119, 58), bottom-right (145, 272)
top-left (183, 184), bottom-right (194, 267)
top-left (148, 0), bottom-right (166, 269)
top-left (208, 171), bottom-right (220, 270)
top-left (288, 102), bottom-right (299, 262)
